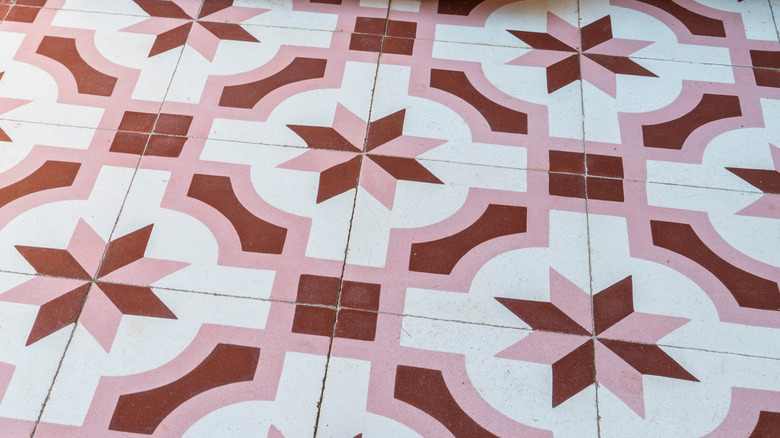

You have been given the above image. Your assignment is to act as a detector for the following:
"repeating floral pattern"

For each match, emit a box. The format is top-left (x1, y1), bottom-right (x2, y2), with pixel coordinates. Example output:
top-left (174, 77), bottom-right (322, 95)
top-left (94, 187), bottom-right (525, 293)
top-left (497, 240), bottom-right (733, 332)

top-left (0, 0), bottom-right (778, 437)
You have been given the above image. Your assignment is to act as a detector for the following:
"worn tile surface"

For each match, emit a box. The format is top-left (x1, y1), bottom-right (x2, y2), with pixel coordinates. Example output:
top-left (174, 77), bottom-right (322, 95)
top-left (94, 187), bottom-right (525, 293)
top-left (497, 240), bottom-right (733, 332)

top-left (0, 0), bottom-right (778, 436)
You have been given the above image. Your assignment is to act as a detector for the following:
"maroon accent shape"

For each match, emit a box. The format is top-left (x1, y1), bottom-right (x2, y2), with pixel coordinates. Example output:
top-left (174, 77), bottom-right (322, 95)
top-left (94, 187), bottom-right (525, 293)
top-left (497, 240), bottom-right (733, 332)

top-left (291, 275), bottom-right (380, 341)
top-left (291, 304), bottom-right (336, 337)
top-left (118, 111), bottom-right (157, 133)
top-left (317, 155), bottom-right (361, 203)
top-left (36, 36), bottom-right (118, 97)
top-left (109, 132), bottom-right (148, 155)
top-left (751, 50), bottom-right (780, 69)
top-left (548, 173), bottom-right (624, 202)
top-left (199, 0), bottom-right (233, 18)
top-left (296, 274), bottom-right (340, 306)
top-left (726, 167), bottom-right (780, 194)
top-left (549, 151), bottom-right (624, 178)
top-left (409, 204), bottom-right (527, 274)
top-left (750, 411), bottom-right (780, 438)
top-left (752, 68), bottom-right (780, 89)
top-left (98, 225), bottom-right (153, 277)
top-left (354, 16), bottom-right (385, 35)
top-left (387, 20), bottom-right (417, 39)
top-left (496, 297), bottom-right (591, 335)
top-left (335, 279), bottom-right (380, 341)
top-left (593, 276), bottom-right (633, 335)
top-left (546, 55), bottom-right (581, 94)
top-left (430, 69), bottom-right (528, 134)
top-left (549, 172), bottom-right (587, 199)
top-left (219, 57), bottom-right (327, 109)
top-left (368, 155), bottom-right (443, 184)
top-left (0, 128), bottom-right (10, 143)
top-left (341, 280), bottom-right (380, 311)
top-left (642, 94), bottom-right (742, 150)
top-left (26, 283), bottom-right (90, 345)
top-left (291, 275), bottom-right (339, 337)
top-left (650, 220), bottom-right (780, 311)
top-left (599, 339), bottom-right (698, 381)
top-left (394, 365), bottom-right (498, 437)
top-left (96, 282), bottom-right (177, 319)
top-left (436, 0), bottom-right (486, 16)
top-left (146, 135), bottom-right (188, 157)
top-left (585, 53), bottom-right (657, 77)
top-left (366, 109), bottom-right (404, 151)
top-left (0, 161), bottom-right (80, 209)
top-left (187, 174), bottom-right (287, 254)
top-left (131, 0), bottom-right (190, 19)
top-left (552, 340), bottom-right (595, 407)
top-left (199, 21), bottom-right (258, 42)
top-left (380, 37), bottom-right (415, 56)
top-left (580, 16), bottom-right (613, 51)
top-left (507, 30), bottom-right (575, 52)
top-left (635, 0), bottom-right (726, 37)
top-left (149, 23), bottom-right (193, 57)
top-left (4, 5), bottom-right (43, 22)
top-left (109, 344), bottom-right (260, 434)
top-left (14, 247), bottom-right (91, 279)
top-left (349, 34), bottom-right (382, 53)
top-left (155, 113), bottom-right (193, 135)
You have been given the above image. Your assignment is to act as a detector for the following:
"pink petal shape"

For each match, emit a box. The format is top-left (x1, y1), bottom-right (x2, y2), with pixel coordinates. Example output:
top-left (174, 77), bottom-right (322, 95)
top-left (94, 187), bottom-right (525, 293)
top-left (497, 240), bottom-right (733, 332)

top-left (596, 341), bottom-right (646, 417)
top-left (189, 23), bottom-right (222, 61)
top-left (332, 104), bottom-right (368, 151)
top-left (735, 194), bottom-right (780, 220)
top-left (278, 149), bottom-right (356, 173)
top-left (496, 331), bottom-right (589, 365)
top-left (359, 158), bottom-right (397, 209)
top-left (770, 143), bottom-right (780, 170)
top-left (581, 56), bottom-right (618, 97)
top-left (121, 17), bottom-right (186, 36)
top-left (203, 6), bottom-right (268, 23)
top-left (0, 277), bottom-right (86, 306)
top-left (372, 135), bottom-right (447, 158)
top-left (588, 38), bottom-right (653, 57)
top-left (79, 285), bottom-right (124, 352)
top-left (67, 219), bottom-right (106, 278)
top-left (268, 425), bottom-right (285, 438)
top-left (546, 12), bottom-right (579, 49)
top-left (0, 362), bottom-right (14, 399)
top-left (170, 0), bottom-right (200, 18)
top-left (0, 97), bottom-right (32, 115)
top-left (549, 268), bottom-right (593, 333)
top-left (507, 49), bottom-right (572, 68)
top-left (98, 257), bottom-right (189, 286)
top-left (599, 312), bottom-right (690, 344)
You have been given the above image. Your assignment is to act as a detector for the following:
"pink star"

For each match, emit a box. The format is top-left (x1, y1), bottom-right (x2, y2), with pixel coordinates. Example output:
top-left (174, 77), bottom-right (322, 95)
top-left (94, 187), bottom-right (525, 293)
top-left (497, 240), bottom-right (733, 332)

top-left (122, 0), bottom-right (267, 61)
top-left (508, 13), bottom-right (655, 97)
top-left (496, 268), bottom-right (696, 417)
top-left (1, 219), bottom-right (188, 352)
top-left (279, 104), bottom-right (446, 209)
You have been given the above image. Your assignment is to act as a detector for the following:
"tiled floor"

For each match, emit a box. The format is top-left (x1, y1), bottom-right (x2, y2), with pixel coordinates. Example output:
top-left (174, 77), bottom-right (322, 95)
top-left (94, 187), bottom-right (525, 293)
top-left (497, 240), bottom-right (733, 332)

top-left (0, 0), bottom-right (779, 436)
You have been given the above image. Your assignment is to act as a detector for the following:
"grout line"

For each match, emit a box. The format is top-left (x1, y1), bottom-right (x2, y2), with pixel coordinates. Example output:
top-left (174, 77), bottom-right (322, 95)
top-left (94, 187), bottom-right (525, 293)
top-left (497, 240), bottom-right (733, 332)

top-left (769, 0), bottom-right (780, 43)
top-left (310, 4), bottom-right (392, 435)
top-left (576, 1), bottom-right (602, 435)
top-left (27, 5), bottom-right (199, 434)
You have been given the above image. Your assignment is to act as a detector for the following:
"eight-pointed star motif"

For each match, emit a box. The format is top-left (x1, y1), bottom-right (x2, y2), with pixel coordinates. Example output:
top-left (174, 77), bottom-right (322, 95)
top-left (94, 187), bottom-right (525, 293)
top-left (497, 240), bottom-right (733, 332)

top-left (279, 104), bottom-right (447, 209)
top-left (507, 13), bottom-right (656, 96)
top-left (495, 268), bottom-right (697, 417)
top-left (123, 0), bottom-right (267, 61)
top-left (727, 143), bottom-right (780, 219)
top-left (0, 219), bottom-right (189, 352)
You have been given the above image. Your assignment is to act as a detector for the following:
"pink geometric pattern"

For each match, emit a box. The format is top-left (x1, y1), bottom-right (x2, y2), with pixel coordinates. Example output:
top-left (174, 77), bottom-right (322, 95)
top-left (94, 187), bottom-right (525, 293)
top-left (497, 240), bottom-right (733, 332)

top-left (0, 0), bottom-right (778, 437)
